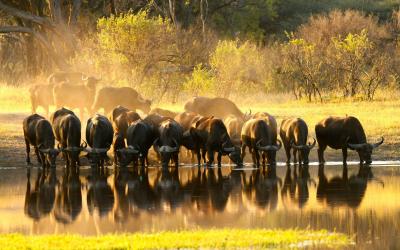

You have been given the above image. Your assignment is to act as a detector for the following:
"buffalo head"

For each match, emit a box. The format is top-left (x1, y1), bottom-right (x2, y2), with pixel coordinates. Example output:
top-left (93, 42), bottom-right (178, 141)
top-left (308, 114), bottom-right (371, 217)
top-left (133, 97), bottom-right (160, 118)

top-left (38, 144), bottom-right (60, 168)
top-left (290, 138), bottom-right (316, 165)
top-left (347, 137), bottom-right (384, 164)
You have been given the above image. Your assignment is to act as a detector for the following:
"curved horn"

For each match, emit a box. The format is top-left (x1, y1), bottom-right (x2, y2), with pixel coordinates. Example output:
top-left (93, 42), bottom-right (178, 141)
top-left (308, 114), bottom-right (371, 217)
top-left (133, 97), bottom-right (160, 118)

top-left (371, 137), bottom-right (384, 149)
top-left (159, 145), bottom-right (178, 153)
top-left (347, 142), bottom-right (366, 150)
top-left (126, 146), bottom-right (139, 154)
top-left (223, 146), bottom-right (235, 152)
top-left (291, 141), bottom-right (306, 150)
top-left (308, 138), bottom-right (316, 149)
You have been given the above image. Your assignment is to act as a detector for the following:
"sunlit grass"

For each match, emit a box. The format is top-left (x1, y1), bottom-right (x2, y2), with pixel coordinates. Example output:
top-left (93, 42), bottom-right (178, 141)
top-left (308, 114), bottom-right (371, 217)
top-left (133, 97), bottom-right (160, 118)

top-left (0, 86), bottom-right (30, 113)
top-left (0, 229), bottom-right (350, 249)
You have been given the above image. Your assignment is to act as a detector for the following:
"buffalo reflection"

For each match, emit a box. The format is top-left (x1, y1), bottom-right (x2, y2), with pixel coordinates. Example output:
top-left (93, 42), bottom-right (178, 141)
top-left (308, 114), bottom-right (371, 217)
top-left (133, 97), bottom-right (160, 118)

top-left (24, 168), bottom-right (57, 220)
top-left (246, 167), bottom-right (281, 210)
top-left (281, 165), bottom-right (315, 209)
top-left (87, 167), bottom-right (114, 217)
top-left (317, 164), bottom-right (383, 208)
top-left (54, 167), bottom-right (82, 224)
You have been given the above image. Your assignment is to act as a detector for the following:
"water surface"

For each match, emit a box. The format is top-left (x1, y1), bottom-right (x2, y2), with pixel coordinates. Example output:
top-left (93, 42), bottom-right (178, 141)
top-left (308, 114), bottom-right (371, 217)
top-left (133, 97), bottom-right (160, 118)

top-left (0, 163), bottom-right (399, 249)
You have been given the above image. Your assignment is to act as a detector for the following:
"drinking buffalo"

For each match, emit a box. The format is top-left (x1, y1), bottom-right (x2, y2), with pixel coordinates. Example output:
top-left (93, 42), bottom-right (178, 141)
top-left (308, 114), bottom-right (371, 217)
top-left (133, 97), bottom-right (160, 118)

top-left (85, 114), bottom-right (113, 167)
top-left (51, 108), bottom-right (86, 166)
top-left (174, 112), bottom-right (205, 163)
top-left (154, 119), bottom-right (183, 168)
top-left (184, 96), bottom-right (250, 120)
top-left (23, 114), bottom-right (60, 168)
top-left (241, 118), bottom-right (281, 166)
top-left (119, 121), bottom-right (157, 167)
top-left (190, 117), bottom-right (242, 167)
top-left (315, 116), bottom-right (384, 165)
top-left (280, 118), bottom-right (316, 165)
top-left (92, 87), bottom-right (151, 115)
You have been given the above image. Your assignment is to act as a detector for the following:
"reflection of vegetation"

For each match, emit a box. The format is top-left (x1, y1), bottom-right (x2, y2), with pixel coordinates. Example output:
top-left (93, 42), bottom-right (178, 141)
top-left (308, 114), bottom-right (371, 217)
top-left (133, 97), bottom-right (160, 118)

top-left (0, 229), bottom-right (350, 249)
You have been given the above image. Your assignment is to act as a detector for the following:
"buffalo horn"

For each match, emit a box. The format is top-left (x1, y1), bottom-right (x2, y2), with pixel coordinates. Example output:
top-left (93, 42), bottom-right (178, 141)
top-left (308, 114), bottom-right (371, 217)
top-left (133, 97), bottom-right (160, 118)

top-left (371, 137), bottom-right (384, 149)
top-left (308, 138), bottom-right (316, 149)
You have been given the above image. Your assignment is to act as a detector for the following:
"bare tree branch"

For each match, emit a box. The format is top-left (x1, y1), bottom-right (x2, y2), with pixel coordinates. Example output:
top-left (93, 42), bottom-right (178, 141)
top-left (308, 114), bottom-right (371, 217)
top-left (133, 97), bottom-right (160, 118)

top-left (0, 1), bottom-right (53, 27)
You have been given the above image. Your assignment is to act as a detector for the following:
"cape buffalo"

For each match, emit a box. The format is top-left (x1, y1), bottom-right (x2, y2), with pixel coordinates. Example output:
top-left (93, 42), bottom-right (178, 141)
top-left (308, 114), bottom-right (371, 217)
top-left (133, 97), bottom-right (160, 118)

top-left (23, 114), bottom-right (60, 168)
top-left (109, 106), bottom-right (141, 138)
top-left (315, 116), bottom-right (384, 165)
top-left (92, 87), bottom-right (151, 115)
top-left (241, 118), bottom-right (282, 166)
top-left (190, 117), bottom-right (242, 167)
top-left (280, 118), bottom-right (316, 165)
top-left (174, 112), bottom-right (205, 163)
top-left (85, 114), bottom-right (114, 167)
top-left (53, 76), bottom-right (100, 120)
top-left (154, 119), bottom-right (184, 168)
top-left (29, 83), bottom-right (55, 116)
top-left (47, 71), bottom-right (87, 84)
top-left (51, 108), bottom-right (86, 166)
top-left (118, 120), bottom-right (157, 167)
top-left (224, 115), bottom-right (244, 146)
top-left (184, 96), bottom-right (251, 120)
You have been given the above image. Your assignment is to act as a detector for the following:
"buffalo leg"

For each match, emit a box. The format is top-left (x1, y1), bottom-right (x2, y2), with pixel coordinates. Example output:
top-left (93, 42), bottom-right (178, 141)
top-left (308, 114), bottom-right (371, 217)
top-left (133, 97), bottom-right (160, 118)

top-left (293, 149), bottom-right (298, 164)
top-left (173, 153), bottom-right (179, 167)
top-left (39, 152), bottom-right (46, 168)
top-left (255, 150), bottom-right (261, 167)
top-left (206, 148), bottom-right (214, 167)
top-left (25, 139), bottom-right (31, 165)
top-left (262, 152), bottom-right (266, 166)
top-left (284, 144), bottom-right (291, 165)
top-left (34, 147), bottom-right (42, 164)
top-left (196, 149), bottom-right (201, 166)
top-left (217, 152), bottom-right (222, 167)
top-left (201, 148), bottom-right (207, 165)
top-left (342, 148), bottom-right (348, 166)
top-left (317, 145), bottom-right (327, 164)
top-left (241, 144), bottom-right (246, 161)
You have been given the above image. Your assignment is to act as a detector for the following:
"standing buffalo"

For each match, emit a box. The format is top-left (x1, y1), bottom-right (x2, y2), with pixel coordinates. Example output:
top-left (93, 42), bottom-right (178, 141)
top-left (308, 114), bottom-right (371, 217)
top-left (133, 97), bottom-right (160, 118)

top-left (29, 83), bottom-right (55, 116)
top-left (23, 114), bottom-right (59, 168)
top-left (154, 119), bottom-right (183, 168)
top-left (47, 71), bottom-right (87, 84)
top-left (315, 116), bottom-right (384, 165)
top-left (184, 96), bottom-right (250, 120)
top-left (190, 117), bottom-right (242, 167)
top-left (51, 108), bottom-right (86, 166)
top-left (241, 118), bottom-right (281, 166)
top-left (85, 114), bottom-right (114, 167)
top-left (53, 76), bottom-right (100, 120)
top-left (92, 87), bottom-right (151, 115)
top-left (280, 118), bottom-right (316, 165)
top-left (119, 120), bottom-right (157, 167)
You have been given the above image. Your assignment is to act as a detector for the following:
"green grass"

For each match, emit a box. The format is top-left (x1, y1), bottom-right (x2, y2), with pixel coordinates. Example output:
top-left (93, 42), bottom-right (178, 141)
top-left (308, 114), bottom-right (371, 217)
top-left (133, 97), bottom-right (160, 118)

top-left (0, 229), bottom-right (351, 250)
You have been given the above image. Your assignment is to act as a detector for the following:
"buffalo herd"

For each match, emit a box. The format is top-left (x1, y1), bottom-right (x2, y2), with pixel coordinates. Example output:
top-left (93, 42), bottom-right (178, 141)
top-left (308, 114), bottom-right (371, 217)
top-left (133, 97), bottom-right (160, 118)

top-left (24, 72), bottom-right (384, 169)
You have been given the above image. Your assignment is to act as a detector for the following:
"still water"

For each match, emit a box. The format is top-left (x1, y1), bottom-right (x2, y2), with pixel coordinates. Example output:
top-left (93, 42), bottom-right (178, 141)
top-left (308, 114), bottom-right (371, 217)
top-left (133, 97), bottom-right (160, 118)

top-left (0, 163), bottom-right (399, 249)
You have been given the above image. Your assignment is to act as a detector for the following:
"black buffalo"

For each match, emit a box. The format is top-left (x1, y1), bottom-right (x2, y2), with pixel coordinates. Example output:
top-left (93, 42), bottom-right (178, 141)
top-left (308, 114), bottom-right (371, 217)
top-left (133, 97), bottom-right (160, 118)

top-left (315, 116), bottom-right (383, 165)
top-left (241, 118), bottom-right (282, 166)
top-left (184, 96), bottom-right (251, 120)
top-left (190, 117), bottom-right (242, 167)
top-left (154, 119), bottom-right (183, 168)
top-left (85, 114), bottom-right (114, 167)
top-left (51, 108), bottom-right (86, 166)
top-left (109, 105), bottom-right (141, 139)
top-left (119, 120), bottom-right (158, 167)
top-left (280, 118), bottom-right (315, 165)
top-left (23, 114), bottom-right (59, 168)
